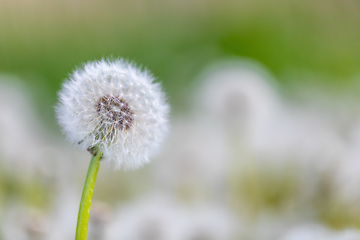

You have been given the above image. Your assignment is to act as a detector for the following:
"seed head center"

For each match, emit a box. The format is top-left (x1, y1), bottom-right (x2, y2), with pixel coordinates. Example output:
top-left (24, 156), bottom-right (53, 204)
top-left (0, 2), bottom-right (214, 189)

top-left (97, 95), bottom-right (134, 130)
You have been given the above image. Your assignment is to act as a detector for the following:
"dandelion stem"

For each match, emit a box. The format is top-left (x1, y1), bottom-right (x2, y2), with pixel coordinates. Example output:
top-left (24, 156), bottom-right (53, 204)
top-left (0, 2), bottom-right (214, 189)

top-left (75, 150), bottom-right (102, 240)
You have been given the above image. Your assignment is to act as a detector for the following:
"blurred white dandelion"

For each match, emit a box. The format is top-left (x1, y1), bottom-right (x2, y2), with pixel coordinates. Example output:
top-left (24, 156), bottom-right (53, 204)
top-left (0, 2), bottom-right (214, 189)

top-left (281, 224), bottom-right (360, 240)
top-left (333, 120), bottom-right (360, 205)
top-left (2, 204), bottom-right (49, 240)
top-left (104, 195), bottom-right (238, 240)
top-left (153, 116), bottom-right (228, 200)
top-left (104, 196), bottom-right (187, 240)
top-left (56, 59), bottom-right (169, 169)
top-left (184, 203), bottom-right (239, 240)
top-left (0, 76), bottom-right (49, 177)
top-left (194, 59), bottom-right (281, 140)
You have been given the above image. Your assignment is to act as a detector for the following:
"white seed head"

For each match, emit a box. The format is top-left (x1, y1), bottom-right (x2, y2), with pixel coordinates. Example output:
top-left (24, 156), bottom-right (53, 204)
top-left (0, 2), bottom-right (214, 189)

top-left (281, 225), bottom-right (360, 240)
top-left (56, 59), bottom-right (169, 169)
top-left (193, 59), bottom-right (281, 143)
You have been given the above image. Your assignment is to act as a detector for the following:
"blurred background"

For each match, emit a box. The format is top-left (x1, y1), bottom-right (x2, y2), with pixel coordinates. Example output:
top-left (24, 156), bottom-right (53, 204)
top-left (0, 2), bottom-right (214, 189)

top-left (1, 0), bottom-right (360, 239)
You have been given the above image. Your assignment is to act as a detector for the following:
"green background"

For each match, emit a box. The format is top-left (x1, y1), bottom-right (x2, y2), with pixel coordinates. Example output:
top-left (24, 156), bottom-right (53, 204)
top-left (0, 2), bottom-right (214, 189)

top-left (1, 0), bottom-right (360, 129)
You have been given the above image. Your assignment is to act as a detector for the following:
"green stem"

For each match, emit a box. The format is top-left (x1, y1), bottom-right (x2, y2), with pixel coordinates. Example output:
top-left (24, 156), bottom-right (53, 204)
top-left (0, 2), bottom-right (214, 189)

top-left (75, 150), bottom-right (102, 240)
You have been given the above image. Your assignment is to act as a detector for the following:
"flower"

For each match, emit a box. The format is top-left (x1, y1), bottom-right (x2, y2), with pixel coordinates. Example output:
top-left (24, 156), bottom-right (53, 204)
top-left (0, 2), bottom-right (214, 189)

top-left (104, 195), bottom-right (238, 240)
top-left (0, 77), bottom-right (49, 177)
top-left (193, 59), bottom-right (281, 140)
top-left (56, 59), bottom-right (169, 169)
top-left (153, 117), bottom-right (228, 197)
top-left (281, 224), bottom-right (360, 240)
top-left (104, 196), bottom-right (187, 240)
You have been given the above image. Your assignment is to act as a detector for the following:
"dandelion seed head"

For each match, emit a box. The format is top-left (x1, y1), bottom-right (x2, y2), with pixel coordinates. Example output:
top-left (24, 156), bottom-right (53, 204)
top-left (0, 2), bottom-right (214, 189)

top-left (56, 59), bottom-right (169, 169)
top-left (194, 59), bottom-right (281, 142)
top-left (196, 59), bottom-right (280, 126)
top-left (281, 225), bottom-right (360, 240)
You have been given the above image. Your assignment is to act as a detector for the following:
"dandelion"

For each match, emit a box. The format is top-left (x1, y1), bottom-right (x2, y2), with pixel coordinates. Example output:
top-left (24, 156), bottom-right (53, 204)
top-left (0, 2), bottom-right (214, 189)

top-left (0, 78), bottom-right (48, 177)
top-left (57, 59), bottom-right (169, 169)
top-left (153, 117), bottom-right (228, 198)
top-left (194, 59), bottom-right (280, 139)
top-left (56, 59), bottom-right (169, 240)
top-left (281, 225), bottom-right (360, 240)
top-left (104, 195), bottom-right (238, 240)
